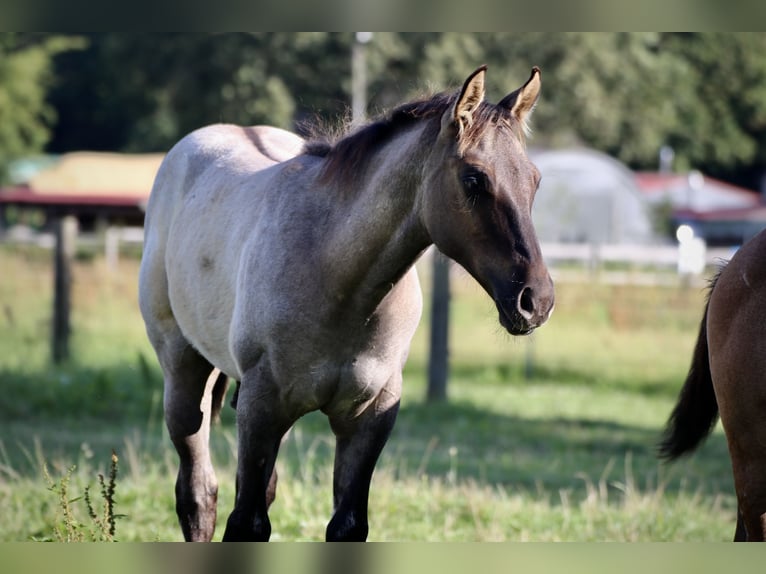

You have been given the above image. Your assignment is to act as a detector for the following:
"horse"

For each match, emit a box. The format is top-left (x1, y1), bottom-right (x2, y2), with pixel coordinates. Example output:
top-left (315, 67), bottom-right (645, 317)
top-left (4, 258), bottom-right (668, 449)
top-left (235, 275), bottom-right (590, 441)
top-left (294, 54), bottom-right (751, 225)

top-left (138, 65), bottom-right (555, 542)
top-left (659, 228), bottom-right (766, 541)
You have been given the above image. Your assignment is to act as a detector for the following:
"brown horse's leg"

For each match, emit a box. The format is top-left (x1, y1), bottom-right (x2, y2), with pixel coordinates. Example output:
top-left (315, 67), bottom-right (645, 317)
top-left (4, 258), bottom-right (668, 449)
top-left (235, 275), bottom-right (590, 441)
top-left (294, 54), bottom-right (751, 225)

top-left (729, 468), bottom-right (766, 542)
top-left (733, 499), bottom-right (766, 541)
top-left (325, 377), bottom-right (402, 541)
top-left (162, 348), bottom-right (224, 542)
top-left (734, 509), bottom-right (747, 541)
top-left (222, 364), bottom-right (292, 541)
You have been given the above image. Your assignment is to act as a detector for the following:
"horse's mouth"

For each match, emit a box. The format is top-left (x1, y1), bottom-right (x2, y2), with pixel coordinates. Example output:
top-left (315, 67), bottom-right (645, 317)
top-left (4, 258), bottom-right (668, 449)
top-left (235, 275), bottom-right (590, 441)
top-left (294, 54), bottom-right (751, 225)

top-left (496, 302), bottom-right (535, 336)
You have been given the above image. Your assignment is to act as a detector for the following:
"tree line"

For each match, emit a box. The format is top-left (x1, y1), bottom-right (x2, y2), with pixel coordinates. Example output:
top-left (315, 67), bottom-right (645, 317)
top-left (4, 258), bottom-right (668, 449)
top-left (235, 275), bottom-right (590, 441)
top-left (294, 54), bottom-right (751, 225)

top-left (3, 32), bottom-right (766, 190)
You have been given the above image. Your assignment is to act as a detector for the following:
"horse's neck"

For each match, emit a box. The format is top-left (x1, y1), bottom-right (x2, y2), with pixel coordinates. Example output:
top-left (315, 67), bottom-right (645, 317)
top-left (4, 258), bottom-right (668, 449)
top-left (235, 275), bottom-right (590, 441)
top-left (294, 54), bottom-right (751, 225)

top-left (321, 126), bottom-right (431, 313)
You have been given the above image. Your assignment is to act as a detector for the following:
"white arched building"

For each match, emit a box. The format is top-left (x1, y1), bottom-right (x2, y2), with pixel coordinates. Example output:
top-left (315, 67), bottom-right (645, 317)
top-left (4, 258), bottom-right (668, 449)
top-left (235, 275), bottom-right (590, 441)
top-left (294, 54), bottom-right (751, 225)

top-left (531, 148), bottom-right (655, 245)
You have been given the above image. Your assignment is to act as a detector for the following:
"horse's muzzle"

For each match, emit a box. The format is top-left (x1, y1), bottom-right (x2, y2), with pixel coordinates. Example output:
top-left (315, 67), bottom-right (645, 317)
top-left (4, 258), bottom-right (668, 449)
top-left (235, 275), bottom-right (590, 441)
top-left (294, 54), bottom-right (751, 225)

top-left (496, 279), bottom-right (555, 336)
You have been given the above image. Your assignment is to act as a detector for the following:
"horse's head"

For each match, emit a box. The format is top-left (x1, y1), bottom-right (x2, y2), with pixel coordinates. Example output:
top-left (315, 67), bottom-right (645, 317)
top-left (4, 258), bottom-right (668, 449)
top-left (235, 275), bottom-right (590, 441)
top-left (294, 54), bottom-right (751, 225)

top-left (421, 66), bottom-right (554, 335)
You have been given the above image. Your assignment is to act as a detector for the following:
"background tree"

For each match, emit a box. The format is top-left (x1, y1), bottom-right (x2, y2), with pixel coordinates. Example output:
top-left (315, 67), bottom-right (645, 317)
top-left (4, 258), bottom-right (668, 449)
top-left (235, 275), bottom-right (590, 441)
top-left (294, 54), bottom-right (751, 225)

top-left (7, 32), bottom-right (766, 404)
top-left (0, 33), bottom-right (82, 183)
top-left (8, 32), bottom-right (766, 189)
top-left (660, 32), bottom-right (766, 189)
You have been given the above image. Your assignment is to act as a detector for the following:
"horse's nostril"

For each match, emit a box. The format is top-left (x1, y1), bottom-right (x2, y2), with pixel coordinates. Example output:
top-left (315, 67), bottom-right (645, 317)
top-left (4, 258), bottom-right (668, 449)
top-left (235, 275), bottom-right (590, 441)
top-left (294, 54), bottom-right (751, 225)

top-left (518, 287), bottom-right (535, 319)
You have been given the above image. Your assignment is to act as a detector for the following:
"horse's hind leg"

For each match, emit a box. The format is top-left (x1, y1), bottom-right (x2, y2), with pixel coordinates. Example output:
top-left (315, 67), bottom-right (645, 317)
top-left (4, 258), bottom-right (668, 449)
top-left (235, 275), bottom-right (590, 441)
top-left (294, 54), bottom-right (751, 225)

top-left (728, 453), bottom-right (766, 541)
top-left (714, 406), bottom-right (766, 542)
top-left (325, 376), bottom-right (402, 541)
top-left (734, 509), bottom-right (747, 541)
top-left (161, 341), bottom-right (224, 541)
top-left (731, 482), bottom-right (766, 541)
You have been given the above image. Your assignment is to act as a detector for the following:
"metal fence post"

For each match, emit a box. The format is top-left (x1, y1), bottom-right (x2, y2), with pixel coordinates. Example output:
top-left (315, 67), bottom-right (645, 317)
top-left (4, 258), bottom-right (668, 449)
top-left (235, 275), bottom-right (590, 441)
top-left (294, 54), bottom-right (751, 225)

top-left (427, 251), bottom-right (450, 402)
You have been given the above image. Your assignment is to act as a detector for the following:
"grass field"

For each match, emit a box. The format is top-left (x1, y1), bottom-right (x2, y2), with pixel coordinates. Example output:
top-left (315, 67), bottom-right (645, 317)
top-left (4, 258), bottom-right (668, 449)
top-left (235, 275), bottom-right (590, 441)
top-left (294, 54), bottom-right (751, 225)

top-left (0, 243), bottom-right (737, 542)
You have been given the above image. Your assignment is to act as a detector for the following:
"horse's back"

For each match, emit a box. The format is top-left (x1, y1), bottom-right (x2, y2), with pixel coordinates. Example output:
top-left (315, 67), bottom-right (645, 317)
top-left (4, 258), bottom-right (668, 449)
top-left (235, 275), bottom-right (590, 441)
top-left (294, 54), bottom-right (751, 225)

top-left (143, 124), bottom-right (304, 238)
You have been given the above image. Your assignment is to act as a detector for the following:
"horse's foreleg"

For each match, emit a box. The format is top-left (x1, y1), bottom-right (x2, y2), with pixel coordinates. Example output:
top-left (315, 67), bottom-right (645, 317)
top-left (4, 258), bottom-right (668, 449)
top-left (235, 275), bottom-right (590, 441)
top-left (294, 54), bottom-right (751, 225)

top-left (325, 377), bottom-right (401, 541)
top-left (163, 353), bottom-right (224, 542)
top-left (223, 367), bottom-right (291, 541)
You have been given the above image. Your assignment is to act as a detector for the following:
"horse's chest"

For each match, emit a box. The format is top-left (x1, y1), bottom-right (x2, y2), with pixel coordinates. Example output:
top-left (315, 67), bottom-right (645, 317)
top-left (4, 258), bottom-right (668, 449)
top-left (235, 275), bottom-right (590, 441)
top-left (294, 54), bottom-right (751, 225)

top-left (233, 268), bottom-right (421, 417)
top-left (264, 317), bottom-right (403, 415)
top-left (253, 346), bottom-right (384, 422)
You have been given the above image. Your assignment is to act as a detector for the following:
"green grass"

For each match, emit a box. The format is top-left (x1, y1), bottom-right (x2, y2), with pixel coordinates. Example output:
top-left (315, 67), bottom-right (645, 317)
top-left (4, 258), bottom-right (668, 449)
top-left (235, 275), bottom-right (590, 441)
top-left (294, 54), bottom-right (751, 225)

top-left (0, 244), bottom-right (736, 541)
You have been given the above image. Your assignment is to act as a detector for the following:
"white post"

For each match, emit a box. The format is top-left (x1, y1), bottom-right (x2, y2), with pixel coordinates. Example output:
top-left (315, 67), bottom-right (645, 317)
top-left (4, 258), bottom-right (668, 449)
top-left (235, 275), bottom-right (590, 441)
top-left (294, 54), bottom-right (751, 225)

top-left (351, 32), bottom-right (373, 126)
top-left (105, 227), bottom-right (119, 271)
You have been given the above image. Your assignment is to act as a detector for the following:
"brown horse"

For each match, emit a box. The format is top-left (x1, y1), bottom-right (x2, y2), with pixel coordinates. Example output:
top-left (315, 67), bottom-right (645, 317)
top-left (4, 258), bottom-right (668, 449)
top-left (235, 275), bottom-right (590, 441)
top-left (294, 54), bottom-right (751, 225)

top-left (659, 228), bottom-right (766, 541)
top-left (139, 66), bottom-right (554, 541)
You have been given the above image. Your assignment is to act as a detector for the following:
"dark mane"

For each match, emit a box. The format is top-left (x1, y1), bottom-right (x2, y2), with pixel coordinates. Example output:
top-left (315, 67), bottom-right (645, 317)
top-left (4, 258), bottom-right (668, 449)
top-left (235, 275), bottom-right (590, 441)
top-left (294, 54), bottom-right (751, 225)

top-left (303, 90), bottom-right (518, 188)
top-left (303, 92), bottom-right (452, 186)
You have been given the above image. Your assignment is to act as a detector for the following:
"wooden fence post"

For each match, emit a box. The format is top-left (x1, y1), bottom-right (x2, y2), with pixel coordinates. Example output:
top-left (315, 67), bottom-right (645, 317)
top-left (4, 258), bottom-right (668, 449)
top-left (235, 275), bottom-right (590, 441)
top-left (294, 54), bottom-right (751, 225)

top-left (427, 251), bottom-right (451, 402)
top-left (52, 215), bottom-right (77, 363)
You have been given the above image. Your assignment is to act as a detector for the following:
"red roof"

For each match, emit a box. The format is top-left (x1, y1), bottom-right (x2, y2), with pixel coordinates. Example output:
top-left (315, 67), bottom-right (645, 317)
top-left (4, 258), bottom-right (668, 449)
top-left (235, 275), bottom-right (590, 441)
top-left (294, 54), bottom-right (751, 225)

top-left (0, 186), bottom-right (146, 208)
top-left (675, 205), bottom-right (766, 222)
top-left (634, 171), bottom-right (760, 203)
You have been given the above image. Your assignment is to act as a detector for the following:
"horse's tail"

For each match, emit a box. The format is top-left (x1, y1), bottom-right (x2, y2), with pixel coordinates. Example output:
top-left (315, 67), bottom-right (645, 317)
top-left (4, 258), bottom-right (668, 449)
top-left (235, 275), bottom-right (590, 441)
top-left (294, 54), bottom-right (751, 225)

top-left (658, 273), bottom-right (722, 461)
top-left (210, 370), bottom-right (230, 424)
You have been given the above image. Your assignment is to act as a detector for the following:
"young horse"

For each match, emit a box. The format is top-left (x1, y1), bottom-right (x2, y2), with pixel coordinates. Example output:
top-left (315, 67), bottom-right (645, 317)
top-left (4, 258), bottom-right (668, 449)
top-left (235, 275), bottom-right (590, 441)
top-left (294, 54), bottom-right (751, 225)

top-left (660, 228), bottom-right (766, 541)
top-left (139, 66), bottom-right (555, 542)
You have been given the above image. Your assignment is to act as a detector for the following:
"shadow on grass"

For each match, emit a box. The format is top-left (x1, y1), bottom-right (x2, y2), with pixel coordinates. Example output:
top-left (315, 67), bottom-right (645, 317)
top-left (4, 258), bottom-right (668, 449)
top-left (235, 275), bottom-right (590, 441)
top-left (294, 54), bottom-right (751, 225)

top-left (1, 359), bottom-right (733, 507)
top-left (278, 397), bottom-right (734, 506)
top-left (426, 361), bottom-right (688, 400)
top-left (0, 351), bottom-right (163, 422)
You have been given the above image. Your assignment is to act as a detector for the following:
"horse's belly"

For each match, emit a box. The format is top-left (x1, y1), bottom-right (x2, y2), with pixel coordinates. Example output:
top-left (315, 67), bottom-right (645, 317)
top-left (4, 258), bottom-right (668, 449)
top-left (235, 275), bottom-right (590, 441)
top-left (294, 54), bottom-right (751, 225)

top-left (164, 237), bottom-right (243, 379)
top-left (169, 286), bottom-right (241, 379)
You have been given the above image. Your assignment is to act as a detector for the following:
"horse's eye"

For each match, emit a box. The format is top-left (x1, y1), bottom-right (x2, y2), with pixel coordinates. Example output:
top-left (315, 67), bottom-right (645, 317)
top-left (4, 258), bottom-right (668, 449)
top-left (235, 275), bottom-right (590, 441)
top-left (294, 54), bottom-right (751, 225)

top-left (462, 170), bottom-right (487, 195)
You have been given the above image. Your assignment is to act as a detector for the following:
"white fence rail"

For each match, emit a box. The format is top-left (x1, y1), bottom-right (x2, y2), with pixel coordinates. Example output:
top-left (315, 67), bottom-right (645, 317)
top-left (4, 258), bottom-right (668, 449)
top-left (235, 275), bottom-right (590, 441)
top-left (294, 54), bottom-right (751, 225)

top-left (1, 225), bottom-right (144, 270)
top-left (541, 241), bottom-right (733, 268)
top-left (104, 226), bottom-right (144, 269)
top-left (540, 242), bottom-right (734, 286)
top-left (1, 226), bottom-right (736, 284)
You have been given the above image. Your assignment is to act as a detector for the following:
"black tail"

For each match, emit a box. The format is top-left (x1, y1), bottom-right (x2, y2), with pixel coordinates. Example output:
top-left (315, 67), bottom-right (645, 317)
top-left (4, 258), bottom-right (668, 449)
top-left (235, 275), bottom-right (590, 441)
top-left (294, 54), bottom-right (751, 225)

top-left (658, 277), bottom-right (721, 461)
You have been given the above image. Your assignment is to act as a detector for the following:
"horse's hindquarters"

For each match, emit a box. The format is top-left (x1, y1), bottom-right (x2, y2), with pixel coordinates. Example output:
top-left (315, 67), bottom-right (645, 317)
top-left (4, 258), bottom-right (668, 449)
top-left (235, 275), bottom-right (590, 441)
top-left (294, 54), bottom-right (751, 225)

top-left (707, 231), bottom-right (766, 541)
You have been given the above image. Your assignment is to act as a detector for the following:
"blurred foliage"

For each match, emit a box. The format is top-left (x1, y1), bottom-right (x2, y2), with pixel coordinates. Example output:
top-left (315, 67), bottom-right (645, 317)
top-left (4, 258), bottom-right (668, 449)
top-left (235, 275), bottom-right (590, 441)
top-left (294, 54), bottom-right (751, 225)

top-left (3, 33), bottom-right (766, 188)
top-left (0, 33), bottom-right (84, 183)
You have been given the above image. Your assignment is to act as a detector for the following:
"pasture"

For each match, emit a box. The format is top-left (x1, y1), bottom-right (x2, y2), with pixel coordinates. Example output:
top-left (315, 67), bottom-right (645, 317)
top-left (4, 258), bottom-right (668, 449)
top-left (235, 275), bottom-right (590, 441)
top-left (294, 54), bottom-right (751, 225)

top-left (0, 244), bottom-right (735, 541)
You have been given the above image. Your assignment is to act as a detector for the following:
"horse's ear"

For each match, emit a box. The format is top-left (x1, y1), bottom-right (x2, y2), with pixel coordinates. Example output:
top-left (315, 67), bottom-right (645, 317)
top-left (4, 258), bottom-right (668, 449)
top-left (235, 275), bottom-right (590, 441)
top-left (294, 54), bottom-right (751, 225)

top-left (444, 65), bottom-right (487, 135)
top-left (499, 67), bottom-right (541, 134)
